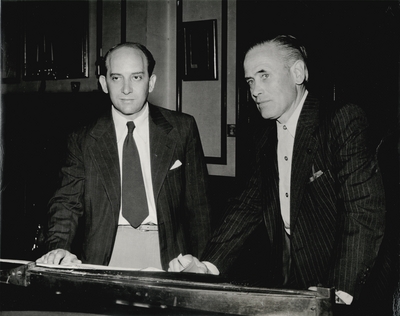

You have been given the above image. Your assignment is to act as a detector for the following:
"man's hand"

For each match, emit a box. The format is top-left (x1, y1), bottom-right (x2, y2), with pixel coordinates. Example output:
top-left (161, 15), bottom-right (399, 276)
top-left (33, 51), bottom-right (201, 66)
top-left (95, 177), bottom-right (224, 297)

top-left (36, 249), bottom-right (82, 265)
top-left (308, 286), bottom-right (353, 305)
top-left (169, 254), bottom-right (207, 273)
top-left (168, 254), bottom-right (219, 275)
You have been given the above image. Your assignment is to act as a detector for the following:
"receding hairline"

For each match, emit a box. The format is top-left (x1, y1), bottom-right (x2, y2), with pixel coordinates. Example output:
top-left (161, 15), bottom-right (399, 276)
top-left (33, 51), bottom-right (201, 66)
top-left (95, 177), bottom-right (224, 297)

top-left (103, 42), bottom-right (156, 76)
top-left (106, 46), bottom-right (148, 70)
top-left (245, 41), bottom-right (288, 63)
top-left (244, 42), bottom-right (287, 69)
top-left (244, 37), bottom-right (309, 82)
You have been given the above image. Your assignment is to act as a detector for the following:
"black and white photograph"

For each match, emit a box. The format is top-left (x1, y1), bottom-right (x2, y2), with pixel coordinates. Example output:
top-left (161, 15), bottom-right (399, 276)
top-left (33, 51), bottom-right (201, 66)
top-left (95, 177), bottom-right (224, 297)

top-left (1, 1), bottom-right (399, 315)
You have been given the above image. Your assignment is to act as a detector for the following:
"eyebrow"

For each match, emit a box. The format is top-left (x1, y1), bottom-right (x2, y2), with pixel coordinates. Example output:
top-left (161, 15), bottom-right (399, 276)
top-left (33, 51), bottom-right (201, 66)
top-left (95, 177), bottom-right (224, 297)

top-left (244, 69), bottom-right (267, 81)
top-left (109, 71), bottom-right (145, 76)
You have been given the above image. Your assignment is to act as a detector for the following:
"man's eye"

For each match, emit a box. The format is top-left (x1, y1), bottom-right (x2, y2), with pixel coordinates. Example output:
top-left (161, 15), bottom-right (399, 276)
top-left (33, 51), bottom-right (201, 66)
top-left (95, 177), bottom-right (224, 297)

top-left (111, 76), bottom-right (120, 81)
top-left (133, 76), bottom-right (142, 81)
top-left (246, 80), bottom-right (254, 86)
top-left (261, 73), bottom-right (269, 79)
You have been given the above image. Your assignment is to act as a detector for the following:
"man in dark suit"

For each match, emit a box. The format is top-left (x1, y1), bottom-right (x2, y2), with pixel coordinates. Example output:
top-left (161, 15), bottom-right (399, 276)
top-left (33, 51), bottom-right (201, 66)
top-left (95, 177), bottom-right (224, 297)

top-left (37, 42), bottom-right (211, 270)
top-left (169, 35), bottom-right (387, 306)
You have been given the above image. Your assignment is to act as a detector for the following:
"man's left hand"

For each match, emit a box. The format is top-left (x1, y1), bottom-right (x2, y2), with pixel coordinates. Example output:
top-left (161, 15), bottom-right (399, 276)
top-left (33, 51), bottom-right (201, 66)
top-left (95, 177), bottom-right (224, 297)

top-left (308, 286), bottom-right (353, 305)
top-left (168, 254), bottom-right (219, 275)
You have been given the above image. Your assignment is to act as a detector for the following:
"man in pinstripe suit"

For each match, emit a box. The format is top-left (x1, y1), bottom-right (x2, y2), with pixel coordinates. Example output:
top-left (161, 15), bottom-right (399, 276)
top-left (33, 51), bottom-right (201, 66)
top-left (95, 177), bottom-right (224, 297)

top-left (36, 43), bottom-right (211, 270)
top-left (170, 35), bottom-right (387, 307)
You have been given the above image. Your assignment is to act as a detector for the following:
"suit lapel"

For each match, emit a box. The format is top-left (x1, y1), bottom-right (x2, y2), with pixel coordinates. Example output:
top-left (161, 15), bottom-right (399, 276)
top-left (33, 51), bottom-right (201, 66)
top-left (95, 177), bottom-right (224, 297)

top-left (260, 123), bottom-right (281, 243)
top-left (148, 105), bottom-right (176, 204)
top-left (88, 111), bottom-right (121, 221)
top-left (290, 95), bottom-right (320, 232)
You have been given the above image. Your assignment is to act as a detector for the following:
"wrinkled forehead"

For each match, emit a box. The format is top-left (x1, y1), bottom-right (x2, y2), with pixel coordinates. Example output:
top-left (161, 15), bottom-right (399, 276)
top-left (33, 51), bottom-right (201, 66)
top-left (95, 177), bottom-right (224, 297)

top-left (244, 43), bottom-right (284, 75)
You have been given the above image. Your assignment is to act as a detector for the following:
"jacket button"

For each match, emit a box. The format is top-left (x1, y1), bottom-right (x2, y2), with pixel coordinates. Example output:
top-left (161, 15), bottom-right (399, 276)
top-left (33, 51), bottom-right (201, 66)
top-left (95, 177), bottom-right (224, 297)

top-left (307, 148), bottom-right (312, 154)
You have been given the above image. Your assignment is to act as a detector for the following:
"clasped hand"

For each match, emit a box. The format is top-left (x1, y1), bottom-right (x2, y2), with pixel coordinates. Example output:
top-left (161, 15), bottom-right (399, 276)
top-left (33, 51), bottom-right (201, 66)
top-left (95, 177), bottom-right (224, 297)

top-left (168, 254), bottom-right (219, 275)
top-left (36, 249), bottom-right (82, 265)
top-left (168, 254), bottom-right (208, 273)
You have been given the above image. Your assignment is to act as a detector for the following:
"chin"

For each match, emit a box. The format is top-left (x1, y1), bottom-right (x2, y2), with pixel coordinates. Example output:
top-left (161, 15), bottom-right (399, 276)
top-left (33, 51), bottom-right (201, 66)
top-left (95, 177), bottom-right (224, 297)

top-left (121, 105), bottom-right (141, 115)
top-left (260, 111), bottom-right (274, 120)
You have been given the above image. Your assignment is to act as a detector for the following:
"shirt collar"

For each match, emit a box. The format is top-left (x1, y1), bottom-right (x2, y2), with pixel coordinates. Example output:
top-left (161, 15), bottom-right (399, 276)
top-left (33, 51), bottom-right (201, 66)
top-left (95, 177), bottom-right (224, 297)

top-left (276, 90), bottom-right (308, 137)
top-left (112, 102), bottom-right (149, 144)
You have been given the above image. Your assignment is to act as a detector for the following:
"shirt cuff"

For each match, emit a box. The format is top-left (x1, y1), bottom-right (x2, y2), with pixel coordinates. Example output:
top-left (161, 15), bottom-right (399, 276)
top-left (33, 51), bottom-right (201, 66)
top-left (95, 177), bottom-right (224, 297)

top-left (335, 290), bottom-right (353, 305)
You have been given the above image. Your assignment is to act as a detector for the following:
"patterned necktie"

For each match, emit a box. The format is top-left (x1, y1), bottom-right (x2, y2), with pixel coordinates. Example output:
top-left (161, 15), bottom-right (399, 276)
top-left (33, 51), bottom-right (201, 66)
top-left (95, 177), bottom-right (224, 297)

top-left (122, 121), bottom-right (148, 228)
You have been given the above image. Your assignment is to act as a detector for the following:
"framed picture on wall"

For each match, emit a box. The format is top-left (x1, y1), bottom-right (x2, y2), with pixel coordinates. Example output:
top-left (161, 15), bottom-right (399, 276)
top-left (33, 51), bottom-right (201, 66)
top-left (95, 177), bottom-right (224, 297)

top-left (22, 1), bottom-right (89, 81)
top-left (183, 19), bottom-right (218, 81)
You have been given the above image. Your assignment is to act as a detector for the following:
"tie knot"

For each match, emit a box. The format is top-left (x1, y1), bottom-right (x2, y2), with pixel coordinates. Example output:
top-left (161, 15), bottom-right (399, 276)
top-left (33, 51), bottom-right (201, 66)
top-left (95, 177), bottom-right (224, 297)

top-left (127, 121), bottom-right (135, 134)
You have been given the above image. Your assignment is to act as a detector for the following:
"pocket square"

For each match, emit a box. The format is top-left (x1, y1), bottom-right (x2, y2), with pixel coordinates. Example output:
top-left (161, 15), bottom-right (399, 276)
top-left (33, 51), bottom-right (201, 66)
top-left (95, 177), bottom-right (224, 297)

top-left (170, 160), bottom-right (182, 170)
top-left (309, 170), bottom-right (324, 183)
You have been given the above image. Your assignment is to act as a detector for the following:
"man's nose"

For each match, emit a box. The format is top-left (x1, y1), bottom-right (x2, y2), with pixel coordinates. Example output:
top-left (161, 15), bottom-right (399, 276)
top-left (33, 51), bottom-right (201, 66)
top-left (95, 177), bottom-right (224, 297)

top-left (122, 80), bottom-right (133, 94)
top-left (251, 82), bottom-right (263, 99)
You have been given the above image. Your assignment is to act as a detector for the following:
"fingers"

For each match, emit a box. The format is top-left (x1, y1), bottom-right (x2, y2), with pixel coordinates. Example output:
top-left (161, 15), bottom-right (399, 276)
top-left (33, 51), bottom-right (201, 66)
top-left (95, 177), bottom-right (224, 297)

top-left (168, 258), bottom-right (183, 272)
top-left (168, 254), bottom-right (208, 274)
top-left (192, 257), bottom-right (208, 274)
top-left (36, 249), bottom-right (65, 264)
top-left (36, 255), bottom-right (46, 263)
top-left (52, 249), bottom-right (67, 265)
top-left (36, 249), bottom-right (80, 265)
top-left (60, 252), bottom-right (82, 265)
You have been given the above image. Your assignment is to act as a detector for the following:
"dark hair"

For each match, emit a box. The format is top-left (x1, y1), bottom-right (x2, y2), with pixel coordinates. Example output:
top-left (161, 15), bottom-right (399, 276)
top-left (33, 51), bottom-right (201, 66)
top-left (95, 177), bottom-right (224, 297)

top-left (247, 35), bottom-right (309, 82)
top-left (100, 42), bottom-right (156, 76)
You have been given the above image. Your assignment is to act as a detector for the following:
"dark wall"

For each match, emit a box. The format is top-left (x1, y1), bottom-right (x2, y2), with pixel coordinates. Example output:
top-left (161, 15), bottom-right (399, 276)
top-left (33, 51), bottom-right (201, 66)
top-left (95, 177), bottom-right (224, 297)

top-left (0, 92), bottom-right (110, 260)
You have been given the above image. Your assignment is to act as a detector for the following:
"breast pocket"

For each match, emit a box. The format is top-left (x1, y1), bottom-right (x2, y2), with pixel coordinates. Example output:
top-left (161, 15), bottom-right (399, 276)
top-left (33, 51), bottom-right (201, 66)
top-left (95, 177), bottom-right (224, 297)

top-left (305, 168), bottom-right (337, 214)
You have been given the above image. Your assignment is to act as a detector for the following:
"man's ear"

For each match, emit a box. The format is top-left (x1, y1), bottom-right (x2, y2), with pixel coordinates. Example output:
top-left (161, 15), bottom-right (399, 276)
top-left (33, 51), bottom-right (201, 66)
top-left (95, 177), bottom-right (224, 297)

top-left (99, 75), bottom-right (108, 93)
top-left (291, 60), bottom-right (307, 85)
top-left (148, 74), bottom-right (156, 93)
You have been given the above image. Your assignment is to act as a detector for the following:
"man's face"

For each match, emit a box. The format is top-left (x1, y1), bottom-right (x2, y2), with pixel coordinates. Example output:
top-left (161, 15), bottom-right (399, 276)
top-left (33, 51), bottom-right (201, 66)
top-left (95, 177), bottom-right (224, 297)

top-left (244, 43), bottom-right (298, 123)
top-left (99, 47), bottom-right (156, 119)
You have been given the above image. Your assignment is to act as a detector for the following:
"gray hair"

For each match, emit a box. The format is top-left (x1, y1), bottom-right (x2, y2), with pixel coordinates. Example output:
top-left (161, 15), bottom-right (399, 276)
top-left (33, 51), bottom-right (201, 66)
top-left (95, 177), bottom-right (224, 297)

top-left (247, 35), bottom-right (309, 82)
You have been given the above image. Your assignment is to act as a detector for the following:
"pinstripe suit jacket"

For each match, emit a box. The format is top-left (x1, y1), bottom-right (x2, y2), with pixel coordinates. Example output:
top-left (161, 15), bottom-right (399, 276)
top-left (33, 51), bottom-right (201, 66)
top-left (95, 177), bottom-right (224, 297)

top-left (202, 95), bottom-right (386, 299)
top-left (45, 103), bottom-right (211, 270)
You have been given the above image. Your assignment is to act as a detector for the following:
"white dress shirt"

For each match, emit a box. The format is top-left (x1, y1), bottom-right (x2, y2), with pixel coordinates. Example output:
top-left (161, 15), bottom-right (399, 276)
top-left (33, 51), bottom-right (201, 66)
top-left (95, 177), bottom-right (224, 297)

top-left (112, 103), bottom-right (157, 226)
top-left (276, 90), bottom-right (308, 235)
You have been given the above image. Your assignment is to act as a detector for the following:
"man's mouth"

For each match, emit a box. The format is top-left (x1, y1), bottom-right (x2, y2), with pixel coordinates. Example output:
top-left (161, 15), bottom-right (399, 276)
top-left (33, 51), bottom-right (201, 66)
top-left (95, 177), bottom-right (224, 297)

top-left (257, 100), bottom-right (270, 106)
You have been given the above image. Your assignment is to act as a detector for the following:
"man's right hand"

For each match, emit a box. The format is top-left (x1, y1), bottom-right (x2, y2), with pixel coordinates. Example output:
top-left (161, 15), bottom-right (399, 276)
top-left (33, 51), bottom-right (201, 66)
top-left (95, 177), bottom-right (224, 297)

top-left (168, 254), bottom-right (219, 275)
top-left (36, 249), bottom-right (82, 265)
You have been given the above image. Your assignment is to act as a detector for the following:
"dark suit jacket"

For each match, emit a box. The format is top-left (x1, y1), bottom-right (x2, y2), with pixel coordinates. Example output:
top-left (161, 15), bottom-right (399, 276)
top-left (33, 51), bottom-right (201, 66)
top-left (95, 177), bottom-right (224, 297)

top-left (201, 95), bottom-right (386, 300)
top-left (45, 103), bottom-right (211, 270)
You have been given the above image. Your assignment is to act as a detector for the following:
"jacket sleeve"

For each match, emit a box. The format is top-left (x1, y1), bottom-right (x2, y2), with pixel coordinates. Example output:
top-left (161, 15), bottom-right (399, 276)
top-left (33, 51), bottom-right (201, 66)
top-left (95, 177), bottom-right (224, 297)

top-left (200, 167), bottom-right (265, 274)
top-left (200, 122), bottom-right (269, 274)
top-left (183, 116), bottom-right (212, 258)
top-left (44, 131), bottom-right (85, 252)
top-left (328, 104), bottom-right (386, 299)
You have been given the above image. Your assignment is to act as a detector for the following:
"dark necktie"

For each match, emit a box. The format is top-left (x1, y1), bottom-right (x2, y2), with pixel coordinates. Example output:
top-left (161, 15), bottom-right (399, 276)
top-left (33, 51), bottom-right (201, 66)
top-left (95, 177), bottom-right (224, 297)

top-left (122, 121), bottom-right (148, 228)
